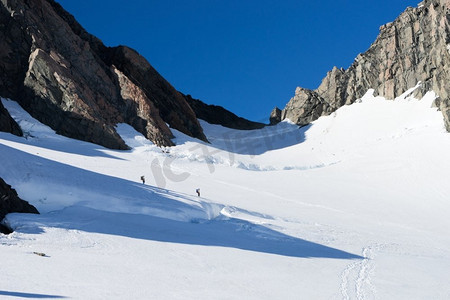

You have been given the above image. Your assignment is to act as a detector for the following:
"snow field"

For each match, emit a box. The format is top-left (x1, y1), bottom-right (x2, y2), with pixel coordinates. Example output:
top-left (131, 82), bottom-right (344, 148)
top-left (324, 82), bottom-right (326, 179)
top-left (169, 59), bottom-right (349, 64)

top-left (1, 88), bottom-right (450, 299)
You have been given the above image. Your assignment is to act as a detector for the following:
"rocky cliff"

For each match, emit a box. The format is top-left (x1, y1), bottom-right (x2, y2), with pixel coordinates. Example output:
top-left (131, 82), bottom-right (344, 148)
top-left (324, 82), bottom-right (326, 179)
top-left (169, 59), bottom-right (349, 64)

top-left (0, 177), bottom-right (39, 234)
top-left (0, 99), bottom-right (22, 136)
top-left (0, 0), bottom-right (208, 149)
top-left (276, 0), bottom-right (450, 130)
top-left (184, 94), bottom-right (265, 130)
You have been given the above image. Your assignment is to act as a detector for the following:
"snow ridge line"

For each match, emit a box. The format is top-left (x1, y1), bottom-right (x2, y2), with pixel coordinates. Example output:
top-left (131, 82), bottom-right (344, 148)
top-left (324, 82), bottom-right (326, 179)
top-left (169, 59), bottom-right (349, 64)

top-left (340, 246), bottom-right (376, 300)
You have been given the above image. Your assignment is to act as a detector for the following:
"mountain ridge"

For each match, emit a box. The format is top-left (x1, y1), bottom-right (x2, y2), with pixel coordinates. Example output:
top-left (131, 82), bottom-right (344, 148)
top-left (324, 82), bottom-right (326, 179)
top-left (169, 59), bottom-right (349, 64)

top-left (275, 0), bottom-right (450, 131)
top-left (0, 0), bottom-right (261, 150)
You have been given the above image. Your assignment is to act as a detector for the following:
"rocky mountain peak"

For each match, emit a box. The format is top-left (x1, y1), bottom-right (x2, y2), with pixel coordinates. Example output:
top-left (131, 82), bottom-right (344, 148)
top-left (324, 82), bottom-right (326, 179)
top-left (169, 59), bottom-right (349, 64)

top-left (276, 0), bottom-right (450, 131)
top-left (0, 0), bottom-right (208, 148)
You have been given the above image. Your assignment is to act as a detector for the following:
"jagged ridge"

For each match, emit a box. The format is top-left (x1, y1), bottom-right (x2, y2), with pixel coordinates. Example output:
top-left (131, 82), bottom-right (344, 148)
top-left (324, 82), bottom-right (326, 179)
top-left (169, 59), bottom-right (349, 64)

top-left (276, 0), bottom-right (450, 131)
top-left (0, 0), bottom-right (207, 149)
top-left (184, 94), bottom-right (265, 130)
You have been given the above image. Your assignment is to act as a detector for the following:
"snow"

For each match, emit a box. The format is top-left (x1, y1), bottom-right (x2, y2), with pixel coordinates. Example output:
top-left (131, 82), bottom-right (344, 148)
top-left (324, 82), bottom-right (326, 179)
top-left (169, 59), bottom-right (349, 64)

top-left (1, 89), bottom-right (450, 299)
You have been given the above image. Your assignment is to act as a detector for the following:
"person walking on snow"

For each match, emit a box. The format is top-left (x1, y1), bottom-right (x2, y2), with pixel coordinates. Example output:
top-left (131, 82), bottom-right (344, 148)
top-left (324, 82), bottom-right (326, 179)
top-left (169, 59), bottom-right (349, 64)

top-left (196, 188), bottom-right (200, 197)
top-left (141, 175), bottom-right (145, 184)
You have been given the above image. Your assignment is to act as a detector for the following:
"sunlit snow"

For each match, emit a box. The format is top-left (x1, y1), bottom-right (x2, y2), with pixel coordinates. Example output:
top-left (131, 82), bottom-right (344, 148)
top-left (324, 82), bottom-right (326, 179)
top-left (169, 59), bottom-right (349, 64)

top-left (1, 88), bottom-right (450, 299)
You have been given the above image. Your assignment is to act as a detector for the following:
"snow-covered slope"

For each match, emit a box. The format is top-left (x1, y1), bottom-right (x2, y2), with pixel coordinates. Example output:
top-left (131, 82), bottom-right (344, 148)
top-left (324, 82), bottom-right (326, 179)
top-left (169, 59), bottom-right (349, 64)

top-left (1, 89), bottom-right (450, 299)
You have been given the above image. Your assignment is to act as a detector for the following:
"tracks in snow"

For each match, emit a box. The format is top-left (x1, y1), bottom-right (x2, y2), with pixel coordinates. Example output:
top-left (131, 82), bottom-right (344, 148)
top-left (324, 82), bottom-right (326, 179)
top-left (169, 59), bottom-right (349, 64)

top-left (340, 246), bottom-right (377, 300)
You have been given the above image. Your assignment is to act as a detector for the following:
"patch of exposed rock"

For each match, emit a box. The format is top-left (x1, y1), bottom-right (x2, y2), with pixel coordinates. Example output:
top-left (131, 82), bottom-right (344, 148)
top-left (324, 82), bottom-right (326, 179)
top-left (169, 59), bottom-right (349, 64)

top-left (184, 94), bottom-right (265, 130)
top-left (0, 0), bottom-right (207, 149)
top-left (269, 107), bottom-right (282, 125)
top-left (280, 87), bottom-right (334, 126)
top-left (276, 0), bottom-right (450, 131)
top-left (0, 99), bottom-right (22, 136)
top-left (0, 177), bottom-right (39, 234)
top-left (107, 46), bottom-right (207, 144)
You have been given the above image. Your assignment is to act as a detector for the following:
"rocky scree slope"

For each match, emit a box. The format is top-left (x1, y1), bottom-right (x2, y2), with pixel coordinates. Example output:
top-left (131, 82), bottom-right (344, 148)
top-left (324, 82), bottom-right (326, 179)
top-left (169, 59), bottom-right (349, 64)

top-left (273, 0), bottom-right (450, 131)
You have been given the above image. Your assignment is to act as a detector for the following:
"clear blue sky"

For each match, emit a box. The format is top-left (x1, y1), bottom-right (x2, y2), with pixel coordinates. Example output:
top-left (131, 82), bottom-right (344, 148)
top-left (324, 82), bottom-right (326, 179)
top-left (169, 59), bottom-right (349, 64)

top-left (56, 0), bottom-right (419, 123)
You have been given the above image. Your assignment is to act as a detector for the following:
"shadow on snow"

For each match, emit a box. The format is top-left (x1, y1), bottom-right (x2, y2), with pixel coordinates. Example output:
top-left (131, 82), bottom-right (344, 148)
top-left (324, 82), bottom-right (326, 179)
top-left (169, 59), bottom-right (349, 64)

top-left (12, 206), bottom-right (363, 260)
top-left (1, 141), bottom-right (362, 260)
top-left (0, 130), bottom-right (124, 160)
top-left (0, 290), bottom-right (67, 298)
top-left (176, 121), bottom-right (311, 156)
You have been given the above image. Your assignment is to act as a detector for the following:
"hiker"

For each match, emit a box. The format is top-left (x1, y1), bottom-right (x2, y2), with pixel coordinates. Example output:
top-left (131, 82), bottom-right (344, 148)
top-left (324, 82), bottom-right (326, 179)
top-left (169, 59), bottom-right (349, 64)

top-left (196, 188), bottom-right (200, 197)
top-left (141, 175), bottom-right (145, 184)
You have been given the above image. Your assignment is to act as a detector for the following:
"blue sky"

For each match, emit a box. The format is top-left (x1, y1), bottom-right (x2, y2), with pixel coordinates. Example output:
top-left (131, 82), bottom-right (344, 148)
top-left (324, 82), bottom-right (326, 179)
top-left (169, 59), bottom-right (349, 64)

top-left (56, 0), bottom-right (419, 123)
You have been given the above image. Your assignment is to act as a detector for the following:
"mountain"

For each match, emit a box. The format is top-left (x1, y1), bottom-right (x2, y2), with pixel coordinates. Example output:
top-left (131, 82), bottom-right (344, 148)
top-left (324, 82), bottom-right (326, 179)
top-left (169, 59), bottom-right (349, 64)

top-left (0, 0), bottom-right (271, 231)
top-left (0, 0), bottom-right (216, 149)
top-left (273, 0), bottom-right (450, 131)
top-left (1, 87), bottom-right (450, 298)
top-left (1, 1), bottom-right (450, 296)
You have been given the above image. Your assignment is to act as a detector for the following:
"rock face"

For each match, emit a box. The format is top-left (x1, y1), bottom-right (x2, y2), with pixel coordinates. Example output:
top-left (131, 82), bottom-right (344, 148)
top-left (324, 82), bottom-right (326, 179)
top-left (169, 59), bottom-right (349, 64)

top-left (277, 0), bottom-right (450, 131)
top-left (269, 107), bottom-right (282, 125)
top-left (0, 177), bottom-right (39, 233)
top-left (0, 0), bottom-right (207, 149)
top-left (281, 87), bottom-right (334, 126)
top-left (184, 94), bottom-right (265, 130)
top-left (0, 100), bottom-right (22, 136)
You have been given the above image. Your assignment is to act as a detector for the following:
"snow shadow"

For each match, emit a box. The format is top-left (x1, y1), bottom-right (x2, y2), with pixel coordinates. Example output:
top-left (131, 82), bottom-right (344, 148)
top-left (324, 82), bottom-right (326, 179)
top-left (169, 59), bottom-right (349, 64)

top-left (13, 206), bottom-right (363, 260)
top-left (1, 98), bottom-right (129, 159)
top-left (0, 290), bottom-right (67, 298)
top-left (0, 132), bottom-right (123, 160)
top-left (1, 143), bottom-right (361, 259)
top-left (177, 121), bottom-right (310, 156)
top-left (103, 210), bottom-right (362, 259)
top-left (0, 143), bottom-right (216, 220)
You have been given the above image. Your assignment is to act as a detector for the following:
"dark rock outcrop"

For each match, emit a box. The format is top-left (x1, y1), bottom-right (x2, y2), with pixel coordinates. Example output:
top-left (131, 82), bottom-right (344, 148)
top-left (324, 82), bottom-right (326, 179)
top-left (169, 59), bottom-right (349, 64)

top-left (0, 0), bottom-right (207, 149)
top-left (0, 99), bottom-right (22, 136)
top-left (0, 177), bottom-right (39, 234)
top-left (184, 94), bottom-right (265, 130)
top-left (276, 0), bottom-right (450, 131)
top-left (108, 46), bottom-right (207, 143)
top-left (269, 107), bottom-right (282, 125)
